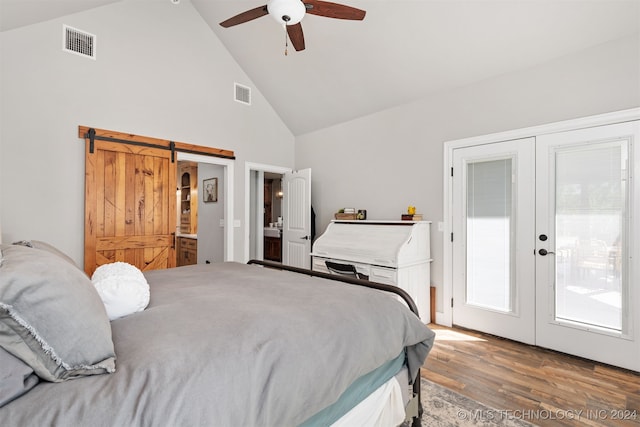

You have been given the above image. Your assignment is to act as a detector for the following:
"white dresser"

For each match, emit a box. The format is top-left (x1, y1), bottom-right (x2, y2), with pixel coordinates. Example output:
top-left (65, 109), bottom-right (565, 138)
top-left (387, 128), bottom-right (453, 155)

top-left (311, 220), bottom-right (432, 322)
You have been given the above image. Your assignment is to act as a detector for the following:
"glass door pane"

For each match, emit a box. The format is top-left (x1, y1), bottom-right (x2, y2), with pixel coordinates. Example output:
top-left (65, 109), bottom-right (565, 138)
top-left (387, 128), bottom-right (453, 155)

top-left (554, 142), bottom-right (627, 332)
top-left (466, 159), bottom-right (514, 312)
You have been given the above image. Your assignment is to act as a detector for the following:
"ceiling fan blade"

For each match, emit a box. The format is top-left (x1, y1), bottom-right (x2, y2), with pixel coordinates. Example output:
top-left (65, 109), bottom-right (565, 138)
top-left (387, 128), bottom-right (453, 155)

top-left (219, 5), bottom-right (269, 28)
top-left (304, 0), bottom-right (366, 20)
top-left (287, 23), bottom-right (306, 51)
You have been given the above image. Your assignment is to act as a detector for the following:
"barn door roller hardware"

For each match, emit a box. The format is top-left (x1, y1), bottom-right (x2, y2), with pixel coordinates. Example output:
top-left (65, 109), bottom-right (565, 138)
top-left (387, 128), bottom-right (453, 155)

top-left (79, 126), bottom-right (235, 160)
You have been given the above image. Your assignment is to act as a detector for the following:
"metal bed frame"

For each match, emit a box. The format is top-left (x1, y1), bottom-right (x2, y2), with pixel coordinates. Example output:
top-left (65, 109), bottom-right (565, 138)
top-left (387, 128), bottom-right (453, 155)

top-left (247, 259), bottom-right (423, 427)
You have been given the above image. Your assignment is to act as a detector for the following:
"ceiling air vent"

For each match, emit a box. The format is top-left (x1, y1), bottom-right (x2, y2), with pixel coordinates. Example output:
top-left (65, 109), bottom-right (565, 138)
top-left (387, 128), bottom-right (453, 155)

top-left (234, 83), bottom-right (251, 105)
top-left (63, 25), bottom-right (96, 59)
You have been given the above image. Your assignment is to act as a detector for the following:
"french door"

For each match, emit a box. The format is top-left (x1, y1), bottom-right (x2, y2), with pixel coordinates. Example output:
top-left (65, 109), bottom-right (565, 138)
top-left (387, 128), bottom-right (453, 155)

top-left (452, 121), bottom-right (640, 371)
top-left (452, 138), bottom-right (536, 344)
top-left (535, 122), bottom-right (639, 370)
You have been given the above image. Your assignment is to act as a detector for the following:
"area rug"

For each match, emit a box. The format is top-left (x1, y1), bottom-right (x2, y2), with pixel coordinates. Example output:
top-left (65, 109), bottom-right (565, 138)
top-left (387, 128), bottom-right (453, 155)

top-left (405, 378), bottom-right (538, 427)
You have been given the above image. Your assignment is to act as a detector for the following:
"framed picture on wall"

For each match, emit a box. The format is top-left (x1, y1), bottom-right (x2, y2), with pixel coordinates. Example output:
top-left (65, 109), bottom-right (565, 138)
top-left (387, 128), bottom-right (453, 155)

top-left (203, 178), bottom-right (218, 203)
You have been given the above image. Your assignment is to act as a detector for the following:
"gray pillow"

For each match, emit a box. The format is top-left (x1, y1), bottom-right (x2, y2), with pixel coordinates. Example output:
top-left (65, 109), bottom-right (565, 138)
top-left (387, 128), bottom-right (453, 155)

top-left (11, 240), bottom-right (77, 267)
top-left (0, 244), bottom-right (116, 382)
top-left (0, 346), bottom-right (39, 407)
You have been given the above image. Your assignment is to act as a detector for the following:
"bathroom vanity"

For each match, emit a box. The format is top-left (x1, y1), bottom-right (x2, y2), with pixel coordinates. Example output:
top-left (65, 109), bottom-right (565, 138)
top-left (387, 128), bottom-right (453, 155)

top-left (264, 228), bottom-right (282, 262)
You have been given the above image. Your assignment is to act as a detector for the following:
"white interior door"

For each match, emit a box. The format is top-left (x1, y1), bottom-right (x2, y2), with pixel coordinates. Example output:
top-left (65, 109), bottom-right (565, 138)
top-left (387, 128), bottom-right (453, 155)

top-left (282, 168), bottom-right (311, 268)
top-left (535, 121), bottom-right (640, 371)
top-left (452, 139), bottom-right (536, 344)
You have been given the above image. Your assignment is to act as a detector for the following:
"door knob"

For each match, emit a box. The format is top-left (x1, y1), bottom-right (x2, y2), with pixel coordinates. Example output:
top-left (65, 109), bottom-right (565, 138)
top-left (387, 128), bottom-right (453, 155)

top-left (538, 249), bottom-right (555, 256)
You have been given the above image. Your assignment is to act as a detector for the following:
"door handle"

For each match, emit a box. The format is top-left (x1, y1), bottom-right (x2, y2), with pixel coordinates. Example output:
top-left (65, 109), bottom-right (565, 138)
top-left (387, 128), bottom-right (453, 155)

top-left (538, 248), bottom-right (555, 256)
top-left (300, 235), bottom-right (310, 240)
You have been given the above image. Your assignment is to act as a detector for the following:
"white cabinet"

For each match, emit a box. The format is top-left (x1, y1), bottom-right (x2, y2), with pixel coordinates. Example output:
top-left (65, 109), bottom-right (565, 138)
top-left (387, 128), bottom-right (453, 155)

top-left (311, 220), bottom-right (432, 322)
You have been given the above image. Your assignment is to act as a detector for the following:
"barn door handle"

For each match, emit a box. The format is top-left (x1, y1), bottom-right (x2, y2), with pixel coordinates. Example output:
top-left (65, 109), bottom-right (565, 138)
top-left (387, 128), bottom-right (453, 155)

top-left (171, 232), bottom-right (176, 249)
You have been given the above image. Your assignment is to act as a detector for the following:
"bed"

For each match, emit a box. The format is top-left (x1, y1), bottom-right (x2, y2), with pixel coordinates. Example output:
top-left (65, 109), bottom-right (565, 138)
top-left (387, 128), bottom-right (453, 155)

top-left (0, 242), bottom-right (435, 426)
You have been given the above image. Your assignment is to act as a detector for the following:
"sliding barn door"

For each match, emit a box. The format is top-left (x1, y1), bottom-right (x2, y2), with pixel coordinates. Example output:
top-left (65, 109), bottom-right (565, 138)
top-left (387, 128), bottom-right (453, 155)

top-left (84, 139), bottom-right (176, 276)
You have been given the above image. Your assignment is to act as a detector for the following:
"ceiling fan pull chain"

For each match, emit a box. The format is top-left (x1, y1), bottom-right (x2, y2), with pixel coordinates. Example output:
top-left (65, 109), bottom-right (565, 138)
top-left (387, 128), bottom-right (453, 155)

top-left (284, 24), bottom-right (288, 56)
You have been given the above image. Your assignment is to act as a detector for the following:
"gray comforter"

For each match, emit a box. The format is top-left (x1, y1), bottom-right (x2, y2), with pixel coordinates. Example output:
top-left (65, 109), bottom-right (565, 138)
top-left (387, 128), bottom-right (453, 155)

top-left (1, 262), bottom-right (435, 426)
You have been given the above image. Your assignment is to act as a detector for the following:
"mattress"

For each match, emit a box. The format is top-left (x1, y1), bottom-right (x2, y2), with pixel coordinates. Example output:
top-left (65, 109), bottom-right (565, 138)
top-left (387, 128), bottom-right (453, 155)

top-left (301, 351), bottom-right (405, 426)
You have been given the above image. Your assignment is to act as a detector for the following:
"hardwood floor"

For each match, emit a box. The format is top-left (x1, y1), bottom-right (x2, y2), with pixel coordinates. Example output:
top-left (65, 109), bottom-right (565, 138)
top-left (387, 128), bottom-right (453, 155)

top-left (421, 324), bottom-right (640, 427)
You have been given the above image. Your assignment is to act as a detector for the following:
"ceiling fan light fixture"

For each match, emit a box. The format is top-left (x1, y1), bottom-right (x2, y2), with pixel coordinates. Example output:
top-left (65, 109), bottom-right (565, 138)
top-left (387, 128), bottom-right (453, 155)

top-left (267, 0), bottom-right (306, 25)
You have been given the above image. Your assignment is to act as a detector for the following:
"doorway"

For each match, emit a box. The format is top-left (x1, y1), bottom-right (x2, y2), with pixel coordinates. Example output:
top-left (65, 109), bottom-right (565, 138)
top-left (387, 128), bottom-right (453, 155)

top-left (174, 161), bottom-right (226, 266)
top-left (446, 116), bottom-right (640, 371)
top-left (178, 152), bottom-right (235, 262)
top-left (263, 172), bottom-right (284, 262)
top-left (244, 163), bottom-right (312, 268)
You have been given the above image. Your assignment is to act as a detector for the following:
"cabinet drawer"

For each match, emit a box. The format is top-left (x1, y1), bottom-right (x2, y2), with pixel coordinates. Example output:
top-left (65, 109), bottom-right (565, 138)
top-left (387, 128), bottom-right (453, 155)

top-left (177, 236), bottom-right (197, 267)
top-left (312, 257), bottom-right (330, 273)
top-left (181, 249), bottom-right (196, 262)
top-left (370, 266), bottom-right (397, 285)
top-left (180, 238), bottom-right (197, 251)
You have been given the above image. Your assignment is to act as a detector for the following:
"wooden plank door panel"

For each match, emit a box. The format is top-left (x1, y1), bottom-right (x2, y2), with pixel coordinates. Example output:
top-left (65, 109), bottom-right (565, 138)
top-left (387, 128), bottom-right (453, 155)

top-left (85, 140), bottom-right (176, 276)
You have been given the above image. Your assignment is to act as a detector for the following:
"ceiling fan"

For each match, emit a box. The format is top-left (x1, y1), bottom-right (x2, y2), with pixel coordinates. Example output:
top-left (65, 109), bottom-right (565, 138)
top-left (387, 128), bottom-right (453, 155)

top-left (219, 0), bottom-right (366, 53)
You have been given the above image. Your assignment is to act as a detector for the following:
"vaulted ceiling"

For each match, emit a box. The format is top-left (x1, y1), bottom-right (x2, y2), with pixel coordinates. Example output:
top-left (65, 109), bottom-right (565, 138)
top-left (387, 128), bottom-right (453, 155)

top-left (2, 0), bottom-right (639, 135)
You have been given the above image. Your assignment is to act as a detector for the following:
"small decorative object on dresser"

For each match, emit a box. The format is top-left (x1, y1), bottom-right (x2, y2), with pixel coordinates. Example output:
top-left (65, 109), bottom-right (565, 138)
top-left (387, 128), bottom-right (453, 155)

top-left (335, 213), bottom-right (357, 220)
top-left (401, 213), bottom-right (423, 221)
top-left (335, 207), bottom-right (357, 220)
top-left (402, 205), bottom-right (422, 220)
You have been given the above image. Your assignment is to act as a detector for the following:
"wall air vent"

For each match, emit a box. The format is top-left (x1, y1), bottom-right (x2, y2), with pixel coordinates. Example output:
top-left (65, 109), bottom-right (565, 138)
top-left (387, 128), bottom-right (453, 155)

top-left (234, 83), bottom-right (251, 105)
top-left (63, 25), bottom-right (96, 59)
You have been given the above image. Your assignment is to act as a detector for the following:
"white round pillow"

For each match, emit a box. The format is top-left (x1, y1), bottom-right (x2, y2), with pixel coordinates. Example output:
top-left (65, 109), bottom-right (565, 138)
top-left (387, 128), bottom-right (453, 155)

top-left (92, 261), bottom-right (146, 283)
top-left (91, 262), bottom-right (150, 321)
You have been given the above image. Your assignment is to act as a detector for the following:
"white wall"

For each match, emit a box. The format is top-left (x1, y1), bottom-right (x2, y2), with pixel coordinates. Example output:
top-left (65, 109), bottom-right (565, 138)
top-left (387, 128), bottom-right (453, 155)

top-left (197, 163), bottom-right (224, 264)
top-left (0, 1), bottom-right (295, 264)
top-left (295, 34), bottom-right (640, 315)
